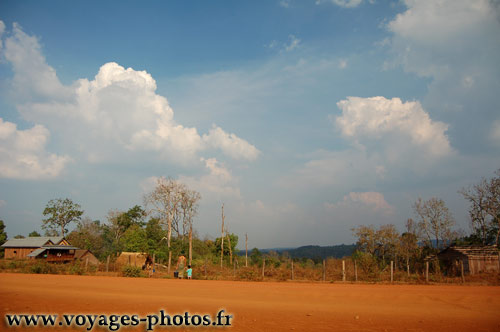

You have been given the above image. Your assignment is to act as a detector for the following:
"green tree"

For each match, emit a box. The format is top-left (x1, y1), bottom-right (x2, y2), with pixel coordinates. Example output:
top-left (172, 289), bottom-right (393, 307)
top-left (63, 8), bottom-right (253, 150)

top-left (67, 217), bottom-right (106, 259)
top-left (42, 198), bottom-right (84, 237)
top-left (29, 231), bottom-right (41, 237)
top-left (0, 220), bottom-right (7, 258)
top-left (120, 224), bottom-right (148, 252)
top-left (250, 247), bottom-right (262, 266)
top-left (14, 234), bottom-right (25, 239)
top-left (214, 233), bottom-right (238, 257)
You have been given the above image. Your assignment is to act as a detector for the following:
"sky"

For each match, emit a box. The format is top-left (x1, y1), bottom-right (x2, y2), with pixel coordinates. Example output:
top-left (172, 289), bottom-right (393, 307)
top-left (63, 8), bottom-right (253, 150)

top-left (0, 0), bottom-right (499, 249)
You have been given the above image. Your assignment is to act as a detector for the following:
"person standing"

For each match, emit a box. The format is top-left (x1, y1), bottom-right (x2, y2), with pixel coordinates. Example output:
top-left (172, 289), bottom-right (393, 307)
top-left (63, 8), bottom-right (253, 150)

top-left (176, 252), bottom-right (187, 279)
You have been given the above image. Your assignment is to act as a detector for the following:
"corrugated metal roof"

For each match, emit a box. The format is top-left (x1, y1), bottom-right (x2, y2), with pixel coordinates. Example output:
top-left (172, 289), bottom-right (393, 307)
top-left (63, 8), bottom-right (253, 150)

top-left (438, 245), bottom-right (499, 258)
top-left (1, 236), bottom-right (65, 248)
top-left (42, 245), bottom-right (79, 250)
top-left (27, 248), bottom-right (47, 257)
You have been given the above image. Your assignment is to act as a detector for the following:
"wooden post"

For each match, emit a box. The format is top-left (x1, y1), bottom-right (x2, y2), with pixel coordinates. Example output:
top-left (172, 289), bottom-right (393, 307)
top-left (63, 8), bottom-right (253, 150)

top-left (106, 255), bottom-right (110, 273)
top-left (425, 261), bottom-right (429, 283)
top-left (291, 259), bottom-right (294, 280)
top-left (354, 260), bottom-right (357, 282)
top-left (226, 229), bottom-right (233, 265)
top-left (128, 254), bottom-right (131, 265)
top-left (342, 260), bottom-right (346, 282)
top-left (461, 260), bottom-right (465, 283)
top-left (245, 233), bottom-right (248, 267)
top-left (390, 261), bottom-right (393, 283)
top-left (407, 257), bottom-right (410, 277)
top-left (233, 260), bottom-right (236, 278)
top-left (220, 204), bottom-right (225, 268)
top-left (323, 259), bottom-right (326, 281)
top-left (85, 257), bottom-right (89, 272)
top-left (204, 258), bottom-right (207, 278)
top-left (262, 258), bottom-right (265, 278)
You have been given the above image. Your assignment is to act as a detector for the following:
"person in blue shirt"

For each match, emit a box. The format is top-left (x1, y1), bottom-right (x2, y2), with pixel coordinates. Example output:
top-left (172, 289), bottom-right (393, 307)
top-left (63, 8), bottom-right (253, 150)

top-left (186, 265), bottom-right (192, 279)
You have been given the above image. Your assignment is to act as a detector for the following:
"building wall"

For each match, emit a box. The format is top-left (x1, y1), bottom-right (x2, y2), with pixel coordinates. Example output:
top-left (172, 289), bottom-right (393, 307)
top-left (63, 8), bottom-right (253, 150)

top-left (4, 247), bottom-right (36, 259)
top-left (468, 257), bottom-right (499, 275)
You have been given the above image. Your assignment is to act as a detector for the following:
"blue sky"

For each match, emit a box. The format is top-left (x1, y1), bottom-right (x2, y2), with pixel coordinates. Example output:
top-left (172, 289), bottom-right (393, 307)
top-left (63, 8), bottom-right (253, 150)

top-left (1, 0), bottom-right (499, 248)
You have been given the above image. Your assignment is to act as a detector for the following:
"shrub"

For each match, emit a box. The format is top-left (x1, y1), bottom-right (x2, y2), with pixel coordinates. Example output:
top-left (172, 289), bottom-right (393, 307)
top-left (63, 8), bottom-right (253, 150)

top-left (30, 261), bottom-right (55, 274)
top-left (122, 265), bottom-right (143, 277)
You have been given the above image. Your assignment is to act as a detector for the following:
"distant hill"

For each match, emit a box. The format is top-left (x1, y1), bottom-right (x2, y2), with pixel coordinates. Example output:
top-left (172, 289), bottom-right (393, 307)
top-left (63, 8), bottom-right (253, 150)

top-left (258, 244), bottom-right (356, 260)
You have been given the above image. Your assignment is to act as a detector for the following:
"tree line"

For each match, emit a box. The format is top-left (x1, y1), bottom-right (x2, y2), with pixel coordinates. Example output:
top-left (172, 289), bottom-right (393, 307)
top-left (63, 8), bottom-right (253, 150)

top-left (350, 169), bottom-right (499, 276)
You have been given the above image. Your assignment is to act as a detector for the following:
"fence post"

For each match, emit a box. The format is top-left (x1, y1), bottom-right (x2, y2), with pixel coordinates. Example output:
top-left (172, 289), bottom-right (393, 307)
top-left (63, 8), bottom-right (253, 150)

top-left (342, 260), bottom-right (346, 282)
top-left (390, 261), bottom-right (393, 283)
top-left (106, 255), bottom-right (110, 273)
top-left (262, 258), bottom-right (265, 278)
top-left (425, 261), bottom-right (429, 283)
top-left (233, 260), bottom-right (236, 278)
top-left (85, 257), bottom-right (89, 272)
top-left (204, 258), bottom-right (207, 279)
top-left (291, 260), bottom-right (294, 280)
top-left (322, 259), bottom-right (326, 281)
top-left (461, 260), bottom-right (465, 283)
top-left (354, 260), bottom-right (357, 282)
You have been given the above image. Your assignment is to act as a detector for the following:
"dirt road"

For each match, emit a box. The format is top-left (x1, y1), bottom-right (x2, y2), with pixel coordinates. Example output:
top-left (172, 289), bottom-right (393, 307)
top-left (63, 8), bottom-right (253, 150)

top-left (1, 273), bottom-right (499, 331)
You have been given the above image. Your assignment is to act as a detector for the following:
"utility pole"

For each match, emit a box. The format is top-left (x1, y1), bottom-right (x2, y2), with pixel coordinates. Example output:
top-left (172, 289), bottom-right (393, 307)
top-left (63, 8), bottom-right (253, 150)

top-left (245, 233), bottom-right (248, 267)
top-left (220, 204), bottom-right (225, 268)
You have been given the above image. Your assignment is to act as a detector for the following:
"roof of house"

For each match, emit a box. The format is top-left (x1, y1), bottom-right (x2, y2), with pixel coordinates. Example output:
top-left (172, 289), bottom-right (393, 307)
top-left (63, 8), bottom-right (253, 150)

top-left (74, 249), bottom-right (98, 260)
top-left (1, 236), bottom-right (65, 248)
top-left (27, 248), bottom-right (47, 257)
top-left (438, 245), bottom-right (499, 258)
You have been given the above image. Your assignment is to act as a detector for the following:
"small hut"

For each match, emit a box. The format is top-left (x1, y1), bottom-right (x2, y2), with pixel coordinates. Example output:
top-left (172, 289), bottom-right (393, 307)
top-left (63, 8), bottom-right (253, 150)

top-left (116, 252), bottom-right (152, 269)
top-left (74, 249), bottom-right (100, 266)
top-left (437, 245), bottom-right (499, 276)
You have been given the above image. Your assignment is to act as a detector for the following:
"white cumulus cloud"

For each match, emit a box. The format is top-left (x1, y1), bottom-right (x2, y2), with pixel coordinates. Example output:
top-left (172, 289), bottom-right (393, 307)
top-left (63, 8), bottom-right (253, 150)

top-left (1, 22), bottom-right (259, 166)
top-left (334, 96), bottom-right (452, 157)
top-left (326, 191), bottom-right (395, 215)
top-left (0, 118), bottom-right (70, 179)
top-left (178, 158), bottom-right (241, 200)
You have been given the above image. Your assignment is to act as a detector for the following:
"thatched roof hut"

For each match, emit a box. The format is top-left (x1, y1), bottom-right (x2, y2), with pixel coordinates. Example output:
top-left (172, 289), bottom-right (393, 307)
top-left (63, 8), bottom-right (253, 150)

top-left (74, 249), bottom-right (100, 266)
top-left (116, 252), bottom-right (152, 268)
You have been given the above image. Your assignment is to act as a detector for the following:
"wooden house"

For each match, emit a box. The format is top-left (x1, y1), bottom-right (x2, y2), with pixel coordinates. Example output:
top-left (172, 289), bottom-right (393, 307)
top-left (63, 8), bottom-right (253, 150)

top-left (437, 245), bottom-right (499, 276)
top-left (1, 236), bottom-right (70, 259)
top-left (27, 244), bottom-right (79, 263)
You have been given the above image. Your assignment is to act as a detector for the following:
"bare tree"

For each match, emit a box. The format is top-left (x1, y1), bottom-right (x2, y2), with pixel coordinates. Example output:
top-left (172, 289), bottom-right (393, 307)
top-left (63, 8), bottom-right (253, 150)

top-left (144, 177), bottom-right (184, 273)
top-left (460, 169), bottom-right (500, 245)
top-left (399, 219), bottom-right (420, 276)
top-left (413, 197), bottom-right (455, 249)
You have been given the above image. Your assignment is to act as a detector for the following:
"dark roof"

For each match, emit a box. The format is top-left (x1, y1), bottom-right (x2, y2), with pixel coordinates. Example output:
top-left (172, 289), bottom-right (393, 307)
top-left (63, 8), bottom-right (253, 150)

top-left (438, 245), bottom-right (499, 258)
top-left (1, 236), bottom-right (65, 248)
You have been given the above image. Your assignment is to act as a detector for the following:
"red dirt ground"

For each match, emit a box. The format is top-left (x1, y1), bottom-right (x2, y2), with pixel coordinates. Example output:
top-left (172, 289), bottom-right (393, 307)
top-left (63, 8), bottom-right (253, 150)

top-left (1, 273), bottom-right (499, 332)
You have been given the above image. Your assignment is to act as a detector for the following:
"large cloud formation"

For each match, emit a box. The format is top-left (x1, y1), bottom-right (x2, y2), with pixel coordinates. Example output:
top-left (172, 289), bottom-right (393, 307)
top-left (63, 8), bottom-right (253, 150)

top-left (387, 0), bottom-right (500, 148)
top-left (0, 22), bottom-right (259, 179)
top-left (335, 96), bottom-right (452, 157)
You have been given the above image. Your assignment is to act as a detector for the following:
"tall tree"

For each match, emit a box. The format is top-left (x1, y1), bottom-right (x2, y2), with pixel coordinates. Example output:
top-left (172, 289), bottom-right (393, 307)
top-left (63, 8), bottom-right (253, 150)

top-left (413, 197), bottom-right (455, 249)
top-left (42, 198), bottom-right (84, 237)
top-left (144, 177), bottom-right (193, 272)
